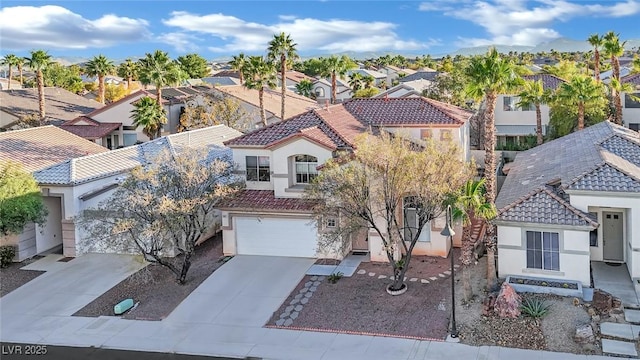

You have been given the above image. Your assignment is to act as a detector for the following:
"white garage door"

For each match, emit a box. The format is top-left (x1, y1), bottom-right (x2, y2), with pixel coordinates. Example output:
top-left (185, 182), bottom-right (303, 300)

top-left (235, 217), bottom-right (317, 257)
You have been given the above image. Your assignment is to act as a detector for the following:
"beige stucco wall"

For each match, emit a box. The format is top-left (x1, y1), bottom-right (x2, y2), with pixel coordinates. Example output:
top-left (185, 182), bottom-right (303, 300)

top-left (494, 94), bottom-right (551, 134)
top-left (497, 225), bottom-right (591, 286)
top-left (0, 223), bottom-right (36, 261)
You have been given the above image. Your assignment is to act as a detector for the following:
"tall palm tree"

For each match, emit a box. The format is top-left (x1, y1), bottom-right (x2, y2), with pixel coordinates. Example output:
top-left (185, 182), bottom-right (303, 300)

top-left (1, 54), bottom-right (20, 90)
top-left (321, 55), bottom-right (356, 104)
top-left (85, 55), bottom-right (115, 104)
top-left (16, 56), bottom-right (24, 86)
top-left (268, 32), bottom-right (299, 121)
top-left (450, 179), bottom-right (497, 302)
top-left (603, 32), bottom-right (626, 124)
top-left (348, 72), bottom-right (364, 92)
top-left (242, 56), bottom-right (276, 127)
top-left (517, 79), bottom-right (551, 145)
top-left (137, 50), bottom-right (181, 106)
top-left (587, 34), bottom-right (603, 82)
top-left (117, 58), bottom-right (138, 90)
top-left (24, 50), bottom-right (53, 121)
top-left (465, 47), bottom-right (520, 289)
top-left (130, 96), bottom-right (167, 140)
top-left (229, 53), bottom-right (247, 85)
top-left (295, 78), bottom-right (314, 98)
top-left (557, 75), bottom-right (604, 130)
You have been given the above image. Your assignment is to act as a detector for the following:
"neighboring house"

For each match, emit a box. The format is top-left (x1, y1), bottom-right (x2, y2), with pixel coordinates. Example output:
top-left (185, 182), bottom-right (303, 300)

top-left (399, 71), bottom-right (440, 84)
top-left (0, 78), bottom-right (23, 90)
top-left (32, 125), bottom-right (243, 258)
top-left (201, 77), bottom-right (240, 86)
top-left (211, 69), bottom-right (240, 79)
top-left (211, 85), bottom-right (319, 128)
top-left (277, 70), bottom-right (315, 94)
top-left (495, 121), bottom-right (640, 286)
top-left (347, 69), bottom-right (387, 86)
top-left (81, 75), bottom-right (125, 86)
top-left (62, 86), bottom-right (213, 147)
top-left (601, 66), bottom-right (633, 83)
top-left (379, 65), bottom-right (417, 85)
top-left (0, 126), bottom-right (108, 261)
top-left (373, 83), bottom-right (423, 99)
top-left (495, 73), bottom-right (566, 146)
top-left (621, 73), bottom-right (640, 131)
top-left (219, 97), bottom-right (472, 261)
top-left (312, 78), bottom-right (352, 104)
top-left (0, 87), bottom-right (104, 130)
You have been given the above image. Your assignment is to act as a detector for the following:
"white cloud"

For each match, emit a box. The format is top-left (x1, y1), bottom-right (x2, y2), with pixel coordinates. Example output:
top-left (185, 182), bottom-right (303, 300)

top-left (156, 33), bottom-right (202, 53)
top-left (419, 0), bottom-right (640, 47)
top-left (0, 5), bottom-right (150, 50)
top-left (161, 11), bottom-right (433, 54)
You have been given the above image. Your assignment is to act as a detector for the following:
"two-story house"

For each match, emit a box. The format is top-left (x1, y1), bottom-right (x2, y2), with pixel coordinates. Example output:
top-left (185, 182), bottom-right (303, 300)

top-left (495, 74), bottom-right (566, 147)
top-left (219, 97), bottom-right (472, 261)
top-left (622, 73), bottom-right (640, 131)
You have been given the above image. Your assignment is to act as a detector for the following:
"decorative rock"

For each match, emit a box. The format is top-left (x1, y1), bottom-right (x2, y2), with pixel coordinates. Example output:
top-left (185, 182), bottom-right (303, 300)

top-left (313, 281), bottom-right (322, 286)
top-left (439, 274), bottom-right (446, 278)
top-left (444, 271), bottom-right (451, 275)
top-left (305, 281), bottom-right (313, 287)
top-left (404, 277), bottom-right (407, 282)
top-left (294, 305), bottom-right (303, 312)
top-left (309, 286), bottom-right (318, 292)
top-left (301, 297), bottom-right (309, 304)
top-left (454, 264), bottom-right (460, 268)
top-left (421, 279), bottom-right (429, 284)
top-left (276, 319), bottom-right (285, 326)
top-left (482, 294), bottom-right (496, 316)
top-left (378, 275), bottom-right (387, 279)
top-left (305, 292), bottom-right (313, 298)
top-left (574, 324), bottom-right (595, 344)
top-left (294, 294), bottom-right (303, 300)
top-left (494, 283), bottom-right (521, 318)
top-left (310, 276), bottom-right (318, 281)
top-left (284, 318), bottom-right (293, 326)
top-left (300, 288), bottom-right (308, 293)
top-left (280, 312), bottom-right (290, 319)
top-left (410, 278), bottom-right (418, 282)
top-left (317, 276), bottom-right (326, 281)
top-left (357, 270), bottom-right (366, 275)
top-left (290, 311), bottom-right (299, 320)
top-left (430, 277), bottom-right (438, 281)
top-left (592, 290), bottom-right (613, 315)
top-left (285, 305), bottom-right (294, 312)
top-left (290, 298), bottom-right (300, 305)
top-left (369, 272), bottom-right (376, 276)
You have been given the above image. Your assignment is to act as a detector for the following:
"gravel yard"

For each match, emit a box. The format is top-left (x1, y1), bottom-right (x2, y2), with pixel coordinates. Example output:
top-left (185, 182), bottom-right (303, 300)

top-left (73, 235), bottom-right (225, 320)
top-left (0, 257), bottom-right (45, 297)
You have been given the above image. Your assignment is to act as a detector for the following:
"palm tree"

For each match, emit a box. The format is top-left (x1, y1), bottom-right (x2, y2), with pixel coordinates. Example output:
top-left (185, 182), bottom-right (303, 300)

top-left (137, 50), bottom-right (181, 106)
top-left (587, 34), bottom-right (603, 82)
top-left (229, 53), bottom-right (247, 85)
top-left (633, 55), bottom-right (640, 74)
top-left (85, 55), bottom-right (115, 104)
top-left (363, 75), bottom-right (375, 89)
top-left (321, 55), bottom-right (356, 104)
top-left (451, 179), bottom-right (497, 302)
top-left (268, 32), bottom-right (299, 121)
top-left (16, 56), bottom-right (24, 86)
top-left (517, 79), bottom-right (551, 145)
top-left (117, 58), bottom-right (138, 90)
top-left (1, 54), bottom-right (21, 90)
top-left (295, 78), bottom-right (314, 98)
top-left (348, 72), bottom-right (364, 91)
top-left (24, 50), bottom-right (53, 121)
top-left (465, 47), bottom-right (520, 289)
top-left (603, 32), bottom-right (626, 124)
top-left (557, 75), bottom-right (604, 130)
top-left (130, 96), bottom-right (167, 140)
top-left (242, 56), bottom-right (276, 126)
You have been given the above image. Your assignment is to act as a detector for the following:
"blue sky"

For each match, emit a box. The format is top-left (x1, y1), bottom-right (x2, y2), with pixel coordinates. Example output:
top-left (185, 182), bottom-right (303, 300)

top-left (1, 0), bottom-right (640, 60)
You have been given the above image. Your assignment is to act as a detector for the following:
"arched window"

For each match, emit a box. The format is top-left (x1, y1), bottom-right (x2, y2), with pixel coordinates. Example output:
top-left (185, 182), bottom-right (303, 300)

top-left (295, 155), bottom-right (318, 184)
top-left (315, 87), bottom-right (325, 98)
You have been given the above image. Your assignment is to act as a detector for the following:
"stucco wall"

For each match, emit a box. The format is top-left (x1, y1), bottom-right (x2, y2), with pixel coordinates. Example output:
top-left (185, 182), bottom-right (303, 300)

top-left (494, 94), bottom-right (551, 132)
top-left (497, 225), bottom-right (591, 286)
top-left (0, 223), bottom-right (36, 261)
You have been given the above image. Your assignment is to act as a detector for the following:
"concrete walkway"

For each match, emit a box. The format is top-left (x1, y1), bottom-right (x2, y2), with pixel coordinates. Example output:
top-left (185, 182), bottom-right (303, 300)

top-left (592, 261), bottom-right (640, 306)
top-left (0, 255), bottom-right (618, 359)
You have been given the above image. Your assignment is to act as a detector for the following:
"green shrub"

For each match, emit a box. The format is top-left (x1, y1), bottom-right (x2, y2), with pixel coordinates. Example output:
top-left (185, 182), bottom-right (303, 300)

top-left (0, 245), bottom-right (16, 268)
top-left (521, 297), bottom-right (551, 318)
top-left (327, 272), bottom-right (344, 284)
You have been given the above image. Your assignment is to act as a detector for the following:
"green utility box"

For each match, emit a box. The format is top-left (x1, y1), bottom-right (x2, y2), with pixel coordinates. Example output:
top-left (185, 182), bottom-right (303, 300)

top-left (114, 298), bottom-right (134, 315)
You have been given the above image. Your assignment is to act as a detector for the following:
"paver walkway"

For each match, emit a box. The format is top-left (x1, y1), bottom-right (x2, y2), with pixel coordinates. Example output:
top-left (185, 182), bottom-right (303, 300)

top-left (0, 255), bottom-right (618, 360)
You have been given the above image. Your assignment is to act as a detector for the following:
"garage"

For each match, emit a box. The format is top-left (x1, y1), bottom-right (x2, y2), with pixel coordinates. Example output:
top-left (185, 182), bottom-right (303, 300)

top-left (235, 217), bottom-right (318, 257)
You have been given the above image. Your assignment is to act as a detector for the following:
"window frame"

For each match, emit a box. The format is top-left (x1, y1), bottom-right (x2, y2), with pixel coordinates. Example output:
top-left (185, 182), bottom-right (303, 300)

top-left (294, 154), bottom-right (318, 184)
top-left (245, 155), bottom-right (271, 182)
top-left (403, 197), bottom-right (430, 242)
top-left (526, 230), bottom-right (560, 271)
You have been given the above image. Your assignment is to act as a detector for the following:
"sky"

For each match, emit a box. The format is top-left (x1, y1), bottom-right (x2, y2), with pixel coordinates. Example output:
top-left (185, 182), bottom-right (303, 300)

top-left (1, 0), bottom-right (640, 60)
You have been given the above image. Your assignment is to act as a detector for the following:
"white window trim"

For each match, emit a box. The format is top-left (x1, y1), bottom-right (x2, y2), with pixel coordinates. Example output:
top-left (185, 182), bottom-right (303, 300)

top-left (246, 156), bottom-right (270, 182)
top-left (525, 230), bottom-right (560, 271)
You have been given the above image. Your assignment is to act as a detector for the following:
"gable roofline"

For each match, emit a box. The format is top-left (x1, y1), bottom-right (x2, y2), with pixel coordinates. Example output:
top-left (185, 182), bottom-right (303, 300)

top-left (264, 127), bottom-right (337, 151)
top-left (224, 110), bottom-right (319, 147)
top-left (84, 89), bottom-right (149, 118)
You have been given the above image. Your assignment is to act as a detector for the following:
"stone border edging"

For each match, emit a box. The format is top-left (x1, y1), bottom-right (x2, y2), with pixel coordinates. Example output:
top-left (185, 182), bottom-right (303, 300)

top-left (356, 264), bottom-right (459, 284)
top-left (275, 275), bottom-right (324, 326)
top-left (264, 324), bottom-right (446, 342)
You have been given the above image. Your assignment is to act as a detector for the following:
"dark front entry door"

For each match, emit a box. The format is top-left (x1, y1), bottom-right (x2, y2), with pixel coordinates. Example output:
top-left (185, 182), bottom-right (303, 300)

top-left (603, 211), bottom-right (624, 262)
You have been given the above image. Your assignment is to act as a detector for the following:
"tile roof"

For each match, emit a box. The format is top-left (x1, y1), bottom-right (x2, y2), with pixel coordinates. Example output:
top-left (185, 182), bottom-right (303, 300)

top-left (59, 116), bottom-right (121, 140)
top-left (498, 187), bottom-right (598, 228)
top-left (0, 125), bottom-right (108, 173)
top-left (285, 71), bottom-right (315, 83)
top-left (522, 74), bottom-right (567, 91)
top-left (399, 71), bottom-right (440, 83)
top-left (217, 190), bottom-right (318, 213)
top-left (0, 87), bottom-right (104, 123)
top-left (212, 70), bottom-right (240, 79)
top-left (202, 77), bottom-right (240, 86)
top-left (343, 98), bottom-right (471, 126)
top-left (213, 85), bottom-right (319, 120)
top-left (32, 125), bottom-right (243, 185)
top-left (496, 121), bottom-right (640, 226)
top-left (225, 97), bottom-right (470, 148)
top-left (622, 73), bottom-right (640, 87)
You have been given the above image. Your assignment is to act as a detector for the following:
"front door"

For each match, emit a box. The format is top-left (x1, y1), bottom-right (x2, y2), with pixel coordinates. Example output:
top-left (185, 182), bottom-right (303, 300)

top-left (603, 211), bottom-right (624, 262)
top-left (352, 228), bottom-right (369, 252)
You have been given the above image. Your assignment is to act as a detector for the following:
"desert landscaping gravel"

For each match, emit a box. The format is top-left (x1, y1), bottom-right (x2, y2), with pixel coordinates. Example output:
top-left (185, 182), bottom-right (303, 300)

top-left (73, 235), bottom-right (224, 320)
top-left (0, 257), bottom-right (44, 297)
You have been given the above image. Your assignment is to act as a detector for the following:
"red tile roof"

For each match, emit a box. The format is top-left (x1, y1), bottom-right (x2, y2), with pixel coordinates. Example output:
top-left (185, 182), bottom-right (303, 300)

top-left (218, 190), bottom-right (318, 212)
top-left (225, 98), bottom-right (470, 148)
top-left (59, 116), bottom-right (121, 140)
top-left (522, 74), bottom-right (567, 91)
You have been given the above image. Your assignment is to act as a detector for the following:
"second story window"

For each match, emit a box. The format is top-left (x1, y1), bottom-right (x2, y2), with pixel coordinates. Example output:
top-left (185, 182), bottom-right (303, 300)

top-left (246, 156), bottom-right (270, 182)
top-left (295, 155), bottom-right (318, 184)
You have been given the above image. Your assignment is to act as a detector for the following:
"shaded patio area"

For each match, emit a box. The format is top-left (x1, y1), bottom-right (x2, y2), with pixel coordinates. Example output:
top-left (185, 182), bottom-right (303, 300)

top-left (592, 261), bottom-right (640, 306)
